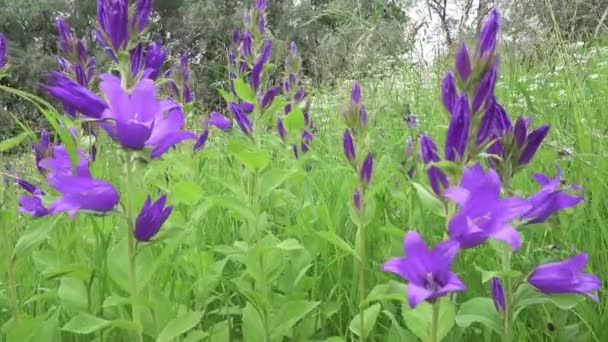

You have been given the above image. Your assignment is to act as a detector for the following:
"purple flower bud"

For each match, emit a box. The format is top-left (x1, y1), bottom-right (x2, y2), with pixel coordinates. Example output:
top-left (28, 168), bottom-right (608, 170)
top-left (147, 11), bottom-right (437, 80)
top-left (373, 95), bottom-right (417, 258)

top-left (441, 72), bottom-right (457, 114)
top-left (359, 105), bottom-right (368, 128)
top-left (258, 40), bottom-right (273, 65)
top-left (289, 42), bottom-right (298, 55)
top-left (18, 195), bottom-right (49, 217)
top-left (143, 41), bottom-right (167, 80)
top-left (231, 30), bottom-right (241, 45)
top-left (16, 178), bottom-right (45, 196)
top-left (257, 15), bottom-right (266, 35)
top-left (242, 30), bottom-right (253, 57)
top-left (97, 0), bottom-right (129, 51)
top-left (74, 64), bottom-right (88, 87)
top-left (490, 277), bottom-right (506, 313)
top-left (519, 125), bottom-right (550, 165)
top-left (76, 40), bottom-right (89, 64)
top-left (134, 194), bottom-right (173, 242)
top-left (513, 116), bottom-right (530, 147)
top-left (360, 152), bottom-right (373, 186)
top-left (284, 104), bottom-right (292, 114)
top-left (472, 62), bottom-right (498, 113)
top-left (229, 102), bottom-right (253, 135)
top-left (261, 86), bottom-right (281, 109)
top-left (294, 87), bottom-right (306, 102)
top-left (228, 49), bottom-right (237, 67)
top-left (277, 117), bottom-right (286, 140)
top-left (54, 17), bottom-right (74, 54)
top-left (445, 96), bottom-right (470, 161)
top-left (41, 70), bottom-right (108, 119)
top-left (244, 9), bottom-right (252, 26)
top-left (194, 129), bottom-right (209, 152)
top-left (292, 144), bottom-right (299, 159)
top-left (343, 129), bottom-right (356, 162)
top-left (255, 0), bottom-right (267, 12)
top-left (420, 134), bottom-right (449, 195)
top-left (0, 32), bottom-right (7, 68)
top-left (130, 44), bottom-right (144, 77)
top-left (301, 130), bottom-right (313, 154)
top-left (477, 8), bottom-right (500, 58)
top-left (283, 78), bottom-right (291, 93)
top-left (241, 101), bottom-right (254, 113)
top-left (405, 113), bottom-right (419, 128)
top-left (455, 43), bottom-right (471, 82)
top-left (351, 81), bottom-right (361, 105)
top-left (93, 30), bottom-right (117, 61)
top-left (34, 129), bottom-right (51, 173)
top-left (204, 112), bottom-right (232, 131)
top-left (353, 188), bottom-right (361, 210)
top-left (134, 0), bottom-right (152, 32)
top-left (476, 101), bottom-right (495, 145)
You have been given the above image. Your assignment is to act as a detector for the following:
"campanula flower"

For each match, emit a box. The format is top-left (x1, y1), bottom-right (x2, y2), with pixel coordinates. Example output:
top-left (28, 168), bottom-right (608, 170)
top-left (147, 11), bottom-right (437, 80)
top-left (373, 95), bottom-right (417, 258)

top-left (143, 41), bottom-right (167, 79)
top-left (360, 152), bottom-right (373, 186)
top-left (229, 102), bottom-right (253, 135)
top-left (42, 71), bottom-right (108, 118)
top-left (97, 0), bottom-right (129, 51)
top-left (18, 195), bottom-right (49, 217)
top-left (261, 86), bottom-right (281, 109)
top-left (455, 43), bottom-right (471, 82)
top-left (528, 253), bottom-right (600, 301)
top-left (441, 72), bottom-right (457, 114)
top-left (134, 194), bottom-right (173, 241)
top-left (300, 130), bottom-right (313, 154)
top-left (445, 164), bottom-right (530, 250)
top-left (522, 166), bottom-right (584, 224)
top-left (54, 17), bottom-right (75, 54)
top-left (490, 277), bottom-right (506, 313)
top-left (343, 129), bottom-right (356, 162)
top-left (193, 129), bottom-right (209, 152)
top-left (353, 188), bottom-right (361, 210)
top-left (351, 81), bottom-right (361, 105)
top-left (0, 32), bottom-right (7, 68)
top-left (130, 44), bottom-right (144, 77)
top-left (476, 8), bottom-right (500, 58)
top-left (472, 61), bottom-right (498, 113)
top-left (420, 134), bottom-right (449, 195)
top-left (204, 112), bottom-right (232, 131)
top-left (382, 231), bottom-right (465, 308)
top-left (445, 95), bottom-right (470, 161)
top-left (34, 130), bottom-right (51, 173)
top-left (518, 124), bottom-right (550, 166)
top-left (133, 0), bottom-right (152, 32)
top-left (16, 178), bottom-right (45, 196)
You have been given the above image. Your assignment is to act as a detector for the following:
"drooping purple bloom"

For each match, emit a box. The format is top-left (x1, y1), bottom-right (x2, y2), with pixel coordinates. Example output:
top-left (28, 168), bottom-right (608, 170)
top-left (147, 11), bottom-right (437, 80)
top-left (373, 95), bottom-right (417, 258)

top-left (490, 277), bottom-right (506, 313)
top-left (528, 253), bottom-right (600, 301)
top-left (98, 74), bottom-right (196, 157)
top-left (143, 41), bottom-right (167, 80)
top-left (351, 81), bottom-right (361, 105)
top-left (229, 102), bottom-right (253, 135)
top-left (261, 86), bottom-right (281, 109)
top-left (0, 32), bottom-right (7, 68)
top-left (42, 71), bottom-right (108, 118)
top-left (476, 8), bottom-right (500, 58)
top-left (194, 129), bottom-right (209, 152)
top-left (445, 95), bottom-right (470, 161)
top-left (39, 145), bottom-right (90, 179)
top-left (420, 134), bottom-right (449, 195)
top-left (472, 62), bottom-right (498, 113)
top-left (343, 129), bottom-right (356, 162)
top-left (204, 112), bottom-right (232, 131)
top-left (455, 43), bottom-right (471, 82)
top-left (47, 174), bottom-right (120, 217)
top-left (382, 231), bottom-right (465, 308)
top-left (441, 72), bottom-right (457, 114)
top-left (353, 188), bottom-right (361, 210)
top-left (445, 164), bottom-right (531, 250)
top-left (134, 194), bottom-right (173, 241)
top-left (522, 166), bottom-right (584, 224)
top-left (360, 152), bottom-right (373, 186)
top-left (518, 125), bottom-right (550, 166)
top-left (476, 97), bottom-right (511, 146)
top-left (133, 0), bottom-right (152, 32)
top-left (97, 0), bottom-right (129, 51)
top-left (257, 15), bottom-right (266, 35)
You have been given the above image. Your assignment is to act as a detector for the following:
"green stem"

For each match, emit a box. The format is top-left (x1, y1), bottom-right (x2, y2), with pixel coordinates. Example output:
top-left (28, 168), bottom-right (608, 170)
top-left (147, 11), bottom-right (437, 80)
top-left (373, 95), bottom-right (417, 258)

top-left (430, 300), bottom-right (440, 342)
top-left (355, 218), bottom-right (366, 341)
top-left (501, 246), bottom-right (513, 342)
top-left (7, 253), bottom-right (19, 322)
top-left (124, 156), bottom-right (143, 342)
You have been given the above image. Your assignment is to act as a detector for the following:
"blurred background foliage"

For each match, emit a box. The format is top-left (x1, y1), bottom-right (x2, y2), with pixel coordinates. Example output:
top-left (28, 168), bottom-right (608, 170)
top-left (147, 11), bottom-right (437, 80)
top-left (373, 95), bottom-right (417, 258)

top-left (0, 0), bottom-right (607, 140)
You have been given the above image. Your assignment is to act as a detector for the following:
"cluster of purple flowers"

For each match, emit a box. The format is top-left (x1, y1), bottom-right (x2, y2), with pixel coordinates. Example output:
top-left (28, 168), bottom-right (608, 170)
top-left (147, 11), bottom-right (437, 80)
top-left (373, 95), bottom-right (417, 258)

top-left (383, 9), bottom-right (598, 310)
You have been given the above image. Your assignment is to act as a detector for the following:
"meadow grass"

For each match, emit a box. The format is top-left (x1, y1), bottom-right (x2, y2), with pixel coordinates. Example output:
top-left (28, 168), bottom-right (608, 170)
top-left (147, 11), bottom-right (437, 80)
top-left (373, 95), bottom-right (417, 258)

top-left (0, 41), bottom-right (607, 341)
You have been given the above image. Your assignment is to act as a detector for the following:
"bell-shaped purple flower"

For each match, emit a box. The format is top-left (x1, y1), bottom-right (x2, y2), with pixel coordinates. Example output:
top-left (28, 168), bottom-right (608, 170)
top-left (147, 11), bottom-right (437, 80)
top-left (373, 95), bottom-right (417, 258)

top-left (420, 134), bottom-right (449, 195)
top-left (445, 95), bottom-right (470, 161)
top-left (528, 253), bottom-right (600, 301)
top-left (360, 152), bottom-right (373, 186)
top-left (231, 30), bottom-right (241, 45)
top-left (476, 8), bottom-right (500, 58)
top-left (455, 43), bottom-right (471, 82)
top-left (241, 101), bottom-right (255, 113)
top-left (0, 32), bottom-right (7, 68)
top-left (97, 0), bottom-right (129, 51)
top-left (343, 129), bottom-right (356, 162)
top-left (41, 71), bottom-right (108, 118)
top-left (513, 116), bottom-right (530, 147)
top-left (289, 41), bottom-right (298, 56)
top-left (445, 164), bottom-right (531, 250)
top-left (382, 231), bottom-right (465, 308)
top-left (351, 81), bottom-right (361, 105)
top-left (472, 62), bottom-right (498, 113)
top-left (193, 129), bottom-right (209, 152)
top-left (518, 125), bottom-right (550, 166)
top-left (522, 166), bottom-right (584, 224)
top-left (54, 17), bottom-right (75, 54)
top-left (99, 74), bottom-right (196, 157)
top-left (261, 86), bottom-right (281, 109)
top-left (204, 112), bottom-right (232, 131)
top-left (277, 117), bottom-right (286, 140)
top-left (18, 195), bottom-right (49, 217)
top-left (490, 277), bottom-right (506, 313)
top-left (134, 194), bottom-right (173, 242)
top-left (47, 174), bottom-right (120, 217)
top-left (241, 30), bottom-right (253, 57)
top-left (143, 41), bottom-right (167, 79)
top-left (133, 0), bottom-right (152, 32)
top-left (441, 72), bottom-right (457, 114)
top-left (249, 40), bottom-right (272, 91)
top-left (229, 102), bottom-right (253, 135)
top-left (294, 87), bottom-right (306, 102)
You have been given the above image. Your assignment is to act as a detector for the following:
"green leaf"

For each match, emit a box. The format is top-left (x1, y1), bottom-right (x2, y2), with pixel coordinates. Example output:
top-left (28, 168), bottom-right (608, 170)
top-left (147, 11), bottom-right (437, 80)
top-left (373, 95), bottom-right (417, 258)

top-left (242, 303), bottom-right (265, 342)
top-left (429, 160), bottom-right (462, 180)
top-left (102, 295), bottom-right (130, 308)
top-left (107, 238), bottom-right (157, 293)
top-left (58, 277), bottom-right (88, 312)
top-left (513, 283), bottom-right (583, 320)
top-left (275, 238), bottom-right (304, 251)
top-left (13, 217), bottom-right (60, 257)
top-left (260, 168), bottom-right (296, 195)
top-left (455, 297), bottom-right (501, 334)
top-left (365, 281), bottom-right (407, 304)
top-left (0, 132), bottom-right (30, 152)
top-left (217, 88), bottom-right (233, 102)
top-left (207, 320), bottom-right (229, 342)
top-left (171, 180), bottom-right (204, 206)
top-left (62, 314), bottom-right (110, 334)
top-left (349, 303), bottom-right (382, 339)
top-left (234, 78), bottom-right (255, 102)
top-left (411, 182), bottom-right (445, 217)
top-left (284, 106), bottom-right (306, 132)
top-left (271, 300), bottom-right (320, 338)
top-left (316, 231), bottom-right (355, 257)
top-left (402, 298), bottom-right (455, 342)
top-left (156, 311), bottom-right (204, 342)
top-left (234, 149), bottom-right (270, 171)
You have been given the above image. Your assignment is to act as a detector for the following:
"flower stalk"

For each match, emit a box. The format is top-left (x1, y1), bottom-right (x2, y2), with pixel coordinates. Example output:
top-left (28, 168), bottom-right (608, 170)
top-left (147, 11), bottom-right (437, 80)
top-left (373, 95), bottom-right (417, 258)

top-left (430, 299), bottom-right (441, 342)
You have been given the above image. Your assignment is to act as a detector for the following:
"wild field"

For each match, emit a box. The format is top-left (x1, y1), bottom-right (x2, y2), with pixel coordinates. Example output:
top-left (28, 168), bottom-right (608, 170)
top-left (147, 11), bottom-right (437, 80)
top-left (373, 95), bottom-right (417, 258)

top-left (0, 1), bottom-right (607, 341)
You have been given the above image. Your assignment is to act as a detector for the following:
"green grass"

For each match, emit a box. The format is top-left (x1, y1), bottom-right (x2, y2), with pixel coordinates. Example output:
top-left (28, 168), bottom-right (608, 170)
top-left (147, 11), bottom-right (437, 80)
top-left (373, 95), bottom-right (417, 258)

top-left (0, 42), bottom-right (607, 341)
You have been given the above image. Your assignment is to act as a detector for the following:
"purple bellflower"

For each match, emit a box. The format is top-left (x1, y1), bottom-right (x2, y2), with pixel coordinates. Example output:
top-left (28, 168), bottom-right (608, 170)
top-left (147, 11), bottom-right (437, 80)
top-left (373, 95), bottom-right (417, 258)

top-left (441, 72), bottom-right (457, 114)
top-left (34, 130), bottom-right (52, 173)
top-left (360, 152), bottom-right (373, 186)
top-left (97, 0), bottom-right (129, 51)
top-left (276, 118), bottom-right (286, 140)
top-left (132, 0), bottom-right (152, 33)
top-left (445, 164), bottom-right (530, 250)
top-left (455, 43), bottom-right (471, 82)
top-left (518, 123), bottom-right (550, 166)
top-left (353, 188), bottom-right (361, 211)
top-left (229, 102), bottom-right (253, 135)
top-left (445, 95), bottom-right (470, 161)
top-left (420, 134), bottom-right (449, 195)
top-left (522, 166), bottom-right (584, 224)
top-left (476, 8), bottom-right (500, 59)
top-left (98, 74), bottom-right (196, 158)
top-left (0, 32), bottom-right (7, 68)
top-left (472, 61), bottom-right (498, 113)
top-left (382, 231), bottom-right (465, 308)
top-left (143, 41), bottom-right (167, 79)
top-left (204, 112), bottom-right (232, 131)
top-left (42, 71), bottom-right (108, 118)
top-left (193, 129), bottom-right (209, 152)
top-left (490, 277), bottom-right (506, 313)
top-left (343, 129), bottom-right (356, 162)
top-left (528, 253), bottom-right (600, 301)
top-left (134, 194), bottom-right (173, 241)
